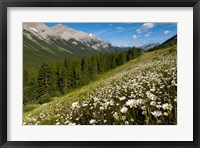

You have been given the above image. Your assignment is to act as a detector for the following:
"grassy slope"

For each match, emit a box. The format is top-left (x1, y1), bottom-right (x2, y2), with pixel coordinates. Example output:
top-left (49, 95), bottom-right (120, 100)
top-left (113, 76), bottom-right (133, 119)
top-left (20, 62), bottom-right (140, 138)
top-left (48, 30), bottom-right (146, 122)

top-left (23, 45), bottom-right (176, 124)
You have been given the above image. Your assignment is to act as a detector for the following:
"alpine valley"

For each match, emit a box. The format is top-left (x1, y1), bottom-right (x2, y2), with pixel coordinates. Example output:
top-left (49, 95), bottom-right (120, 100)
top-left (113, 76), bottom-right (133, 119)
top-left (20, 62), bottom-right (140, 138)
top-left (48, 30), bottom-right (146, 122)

top-left (23, 23), bottom-right (123, 67)
top-left (23, 23), bottom-right (178, 126)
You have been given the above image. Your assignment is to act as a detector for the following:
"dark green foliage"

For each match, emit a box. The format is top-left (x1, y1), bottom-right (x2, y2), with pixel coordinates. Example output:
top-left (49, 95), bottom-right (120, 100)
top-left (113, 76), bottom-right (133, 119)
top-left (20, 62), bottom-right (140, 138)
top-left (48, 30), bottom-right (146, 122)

top-left (38, 93), bottom-right (53, 104)
top-left (90, 56), bottom-right (98, 79)
top-left (81, 57), bottom-right (90, 84)
top-left (23, 47), bottom-right (141, 104)
top-left (23, 68), bottom-right (39, 104)
top-left (72, 61), bottom-right (82, 87)
top-left (37, 63), bottom-right (52, 97)
top-left (117, 52), bottom-right (127, 65)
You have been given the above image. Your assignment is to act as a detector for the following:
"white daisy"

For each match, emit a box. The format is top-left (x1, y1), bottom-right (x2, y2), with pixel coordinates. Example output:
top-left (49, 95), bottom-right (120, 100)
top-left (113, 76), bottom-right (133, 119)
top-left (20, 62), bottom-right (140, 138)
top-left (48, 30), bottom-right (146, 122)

top-left (151, 111), bottom-right (162, 117)
top-left (120, 106), bottom-right (128, 113)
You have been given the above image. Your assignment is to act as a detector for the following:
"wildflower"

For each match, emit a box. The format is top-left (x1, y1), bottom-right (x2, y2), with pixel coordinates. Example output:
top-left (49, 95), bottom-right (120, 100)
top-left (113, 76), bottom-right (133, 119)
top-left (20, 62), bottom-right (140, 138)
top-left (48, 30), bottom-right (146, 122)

top-left (72, 102), bottom-right (79, 109)
top-left (90, 119), bottom-right (96, 124)
top-left (126, 99), bottom-right (138, 108)
top-left (156, 105), bottom-right (162, 109)
top-left (125, 121), bottom-right (129, 125)
top-left (162, 103), bottom-right (173, 110)
top-left (119, 96), bottom-right (126, 101)
top-left (142, 111), bottom-right (147, 115)
top-left (138, 99), bottom-right (143, 104)
top-left (151, 111), bottom-right (162, 117)
top-left (122, 116), bottom-right (126, 121)
top-left (164, 112), bottom-right (168, 116)
top-left (150, 101), bottom-right (156, 106)
top-left (120, 106), bottom-right (128, 113)
top-left (68, 123), bottom-right (76, 125)
top-left (150, 88), bottom-right (156, 92)
top-left (100, 106), bottom-right (104, 110)
top-left (141, 106), bottom-right (146, 110)
top-left (113, 112), bottom-right (119, 120)
top-left (93, 97), bottom-right (99, 102)
top-left (109, 100), bottom-right (115, 106)
top-left (56, 122), bottom-right (60, 125)
top-left (171, 80), bottom-right (177, 86)
top-left (64, 120), bottom-right (70, 124)
top-left (157, 101), bottom-right (162, 105)
top-left (82, 103), bottom-right (88, 107)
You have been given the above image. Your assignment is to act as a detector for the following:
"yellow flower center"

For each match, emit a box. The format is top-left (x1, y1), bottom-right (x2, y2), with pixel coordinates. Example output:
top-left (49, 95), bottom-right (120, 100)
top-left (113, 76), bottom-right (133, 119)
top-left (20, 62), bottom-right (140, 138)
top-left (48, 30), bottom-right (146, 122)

top-left (130, 102), bottom-right (135, 107)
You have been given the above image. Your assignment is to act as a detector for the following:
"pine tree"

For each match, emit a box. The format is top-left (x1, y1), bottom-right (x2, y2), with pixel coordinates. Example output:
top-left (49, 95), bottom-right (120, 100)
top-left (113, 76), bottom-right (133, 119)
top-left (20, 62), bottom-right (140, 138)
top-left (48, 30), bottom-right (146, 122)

top-left (37, 63), bottom-right (51, 97)
top-left (119, 52), bottom-right (127, 65)
top-left (72, 61), bottom-right (82, 88)
top-left (23, 68), bottom-right (39, 104)
top-left (56, 63), bottom-right (65, 93)
top-left (81, 57), bottom-right (90, 84)
top-left (90, 56), bottom-right (98, 79)
top-left (110, 53), bottom-right (117, 69)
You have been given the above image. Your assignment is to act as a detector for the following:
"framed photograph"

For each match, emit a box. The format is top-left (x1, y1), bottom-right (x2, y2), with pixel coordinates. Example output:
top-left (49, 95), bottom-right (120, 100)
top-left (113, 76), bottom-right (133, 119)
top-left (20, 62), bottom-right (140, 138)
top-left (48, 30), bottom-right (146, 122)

top-left (0, 0), bottom-right (200, 147)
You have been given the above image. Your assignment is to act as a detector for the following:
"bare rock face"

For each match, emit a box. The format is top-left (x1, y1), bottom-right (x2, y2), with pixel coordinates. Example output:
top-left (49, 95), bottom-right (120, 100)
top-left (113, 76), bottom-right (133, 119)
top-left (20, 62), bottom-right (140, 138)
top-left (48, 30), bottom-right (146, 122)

top-left (23, 23), bottom-right (50, 40)
top-left (23, 23), bottom-right (49, 34)
top-left (23, 23), bottom-right (113, 50)
top-left (44, 24), bottom-right (100, 42)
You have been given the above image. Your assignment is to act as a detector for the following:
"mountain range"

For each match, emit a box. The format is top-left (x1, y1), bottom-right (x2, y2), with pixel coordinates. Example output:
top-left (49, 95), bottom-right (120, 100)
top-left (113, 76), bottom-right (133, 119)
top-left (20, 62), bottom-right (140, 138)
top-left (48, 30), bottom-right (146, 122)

top-left (23, 23), bottom-right (121, 67)
top-left (23, 23), bottom-right (177, 67)
top-left (140, 43), bottom-right (160, 51)
top-left (147, 35), bottom-right (177, 52)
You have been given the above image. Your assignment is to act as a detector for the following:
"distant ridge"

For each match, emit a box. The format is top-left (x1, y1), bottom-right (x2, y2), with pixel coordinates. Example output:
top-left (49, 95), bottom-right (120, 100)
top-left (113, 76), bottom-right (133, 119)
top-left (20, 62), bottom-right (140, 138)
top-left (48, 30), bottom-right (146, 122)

top-left (140, 43), bottom-right (160, 51)
top-left (148, 35), bottom-right (177, 52)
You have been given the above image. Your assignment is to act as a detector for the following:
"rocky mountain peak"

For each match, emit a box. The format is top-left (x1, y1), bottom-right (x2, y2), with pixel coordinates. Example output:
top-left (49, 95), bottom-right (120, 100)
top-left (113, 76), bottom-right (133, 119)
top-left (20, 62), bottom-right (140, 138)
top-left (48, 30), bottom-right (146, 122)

top-left (23, 22), bottom-right (49, 34)
top-left (23, 22), bottom-right (113, 50)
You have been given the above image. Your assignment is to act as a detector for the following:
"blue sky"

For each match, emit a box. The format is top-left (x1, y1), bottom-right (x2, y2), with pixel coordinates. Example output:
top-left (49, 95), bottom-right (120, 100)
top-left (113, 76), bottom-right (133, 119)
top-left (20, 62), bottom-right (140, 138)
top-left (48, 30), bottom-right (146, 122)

top-left (45, 23), bottom-right (177, 47)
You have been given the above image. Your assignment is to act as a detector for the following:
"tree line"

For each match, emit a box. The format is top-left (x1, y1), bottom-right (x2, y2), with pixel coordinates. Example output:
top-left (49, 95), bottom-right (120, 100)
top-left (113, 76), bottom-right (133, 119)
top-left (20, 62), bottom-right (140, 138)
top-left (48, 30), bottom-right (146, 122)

top-left (23, 47), bottom-right (141, 104)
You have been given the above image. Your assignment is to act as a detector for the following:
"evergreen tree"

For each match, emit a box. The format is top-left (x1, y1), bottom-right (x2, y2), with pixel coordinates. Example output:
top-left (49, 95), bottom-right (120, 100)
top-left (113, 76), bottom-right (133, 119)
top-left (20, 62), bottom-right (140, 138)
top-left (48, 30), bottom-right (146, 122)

top-left (90, 56), bottom-right (98, 79)
top-left (119, 52), bottom-right (127, 65)
top-left (37, 63), bottom-right (51, 97)
top-left (110, 53), bottom-right (117, 69)
top-left (23, 68), bottom-right (39, 104)
top-left (81, 57), bottom-right (90, 84)
top-left (56, 63), bottom-right (66, 93)
top-left (72, 61), bottom-right (82, 87)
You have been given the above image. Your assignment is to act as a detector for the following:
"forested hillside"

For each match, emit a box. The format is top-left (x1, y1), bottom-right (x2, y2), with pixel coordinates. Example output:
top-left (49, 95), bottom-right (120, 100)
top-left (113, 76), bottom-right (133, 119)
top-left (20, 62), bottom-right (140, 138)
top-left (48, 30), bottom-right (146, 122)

top-left (24, 48), bottom-right (141, 104)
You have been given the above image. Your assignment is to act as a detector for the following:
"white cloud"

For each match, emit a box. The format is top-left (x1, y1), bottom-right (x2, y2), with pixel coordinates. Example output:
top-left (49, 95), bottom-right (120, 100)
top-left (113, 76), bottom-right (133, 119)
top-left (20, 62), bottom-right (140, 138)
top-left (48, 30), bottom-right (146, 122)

top-left (89, 33), bottom-right (93, 37)
top-left (163, 30), bottom-right (170, 35)
top-left (136, 23), bottom-right (155, 33)
top-left (145, 32), bottom-right (152, 37)
top-left (132, 35), bottom-right (137, 40)
top-left (116, 26), bottom-right (125, 32)
top-left (116, 27), bottom-right (122, 29)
